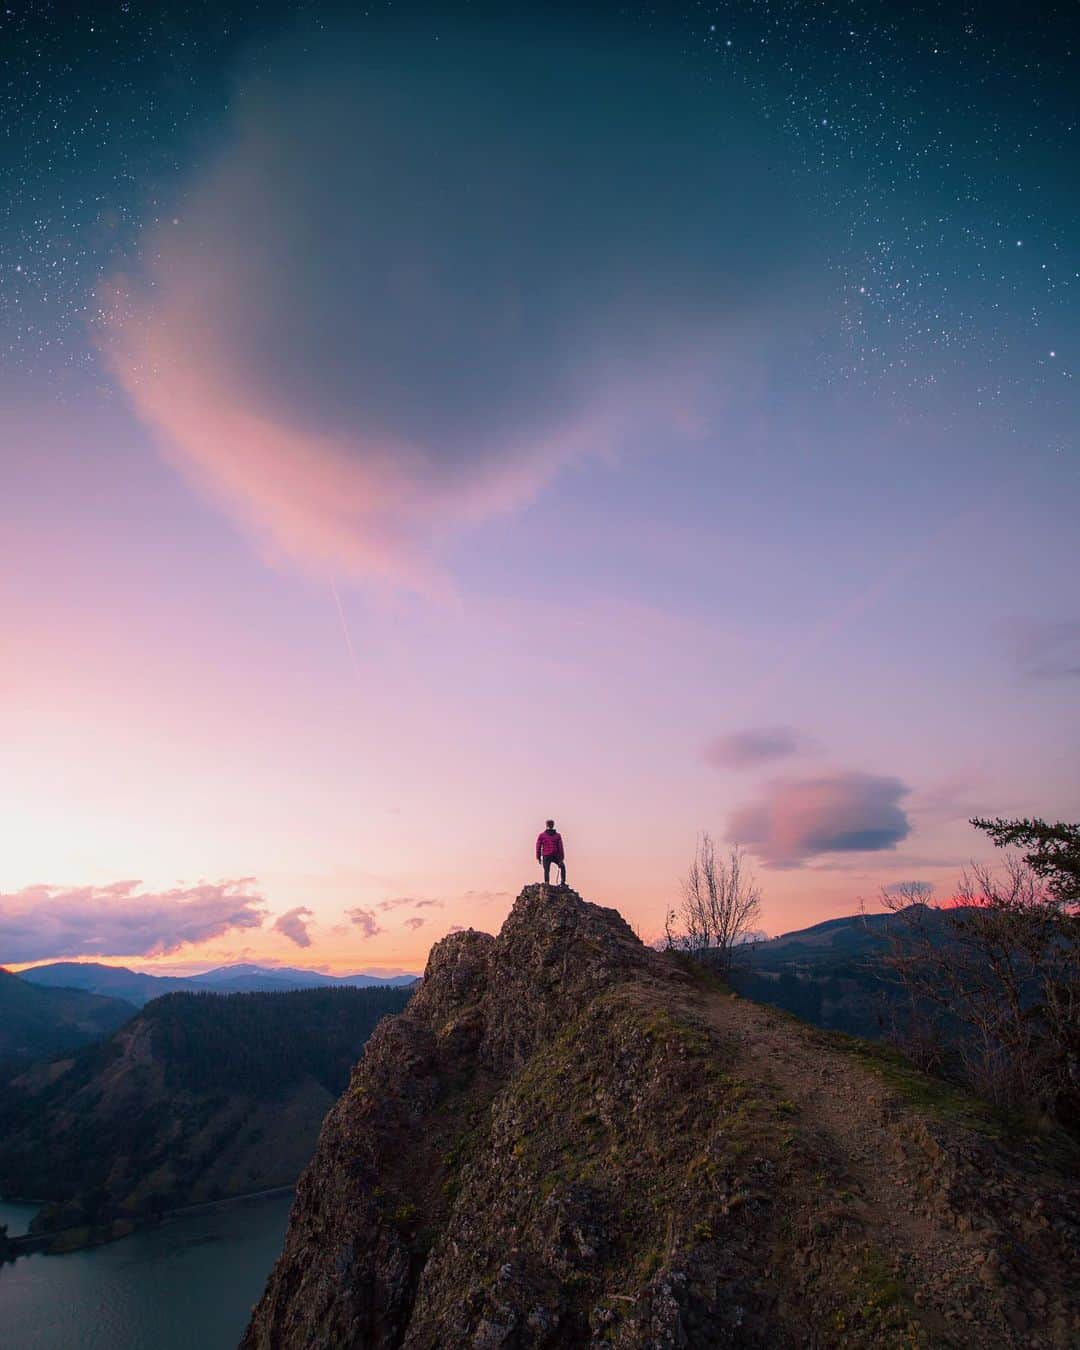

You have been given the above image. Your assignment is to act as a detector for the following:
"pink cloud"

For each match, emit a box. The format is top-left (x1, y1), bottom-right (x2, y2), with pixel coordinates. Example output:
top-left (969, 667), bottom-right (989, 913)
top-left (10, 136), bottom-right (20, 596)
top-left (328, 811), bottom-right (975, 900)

top-left (97, 31), bottom-right (791, 588)
top-left (729, 772), bottom-right (912, 868)
top-left (0, 879), bottom-right (266, 962)
top-left (95, 99), bottom-right (617, 591)
top-left (345, 907), bottom-right (383, 940)
top-left (404, 916), bottom-right (425, 931)
top-left (272, 905), bottom-right (314, 948)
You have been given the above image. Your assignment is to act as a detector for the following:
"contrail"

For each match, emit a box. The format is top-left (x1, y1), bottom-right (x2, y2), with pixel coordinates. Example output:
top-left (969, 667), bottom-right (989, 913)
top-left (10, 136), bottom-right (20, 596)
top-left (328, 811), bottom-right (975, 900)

top-left (330, 581), bottom-right (362, 680)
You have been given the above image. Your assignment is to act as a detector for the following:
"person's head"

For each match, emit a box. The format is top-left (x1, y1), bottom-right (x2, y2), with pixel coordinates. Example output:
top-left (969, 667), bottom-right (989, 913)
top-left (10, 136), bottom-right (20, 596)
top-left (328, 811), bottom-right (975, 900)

top-left (546, 819), bottom-right (555, 831)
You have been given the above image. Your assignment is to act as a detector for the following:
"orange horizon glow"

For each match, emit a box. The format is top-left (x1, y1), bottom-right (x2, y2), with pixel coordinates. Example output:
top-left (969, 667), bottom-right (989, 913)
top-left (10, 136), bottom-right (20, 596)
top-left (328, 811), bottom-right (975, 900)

top-left (2, 0), bottom-right (1078, 1004)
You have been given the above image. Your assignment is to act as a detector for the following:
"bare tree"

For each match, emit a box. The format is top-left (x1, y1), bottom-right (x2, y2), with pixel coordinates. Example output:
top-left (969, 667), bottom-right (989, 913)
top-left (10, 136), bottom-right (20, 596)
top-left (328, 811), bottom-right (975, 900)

top-left (882, 856), bottom-right (1079, 1121)
top-left (669, 834), bottom-right (762, 978)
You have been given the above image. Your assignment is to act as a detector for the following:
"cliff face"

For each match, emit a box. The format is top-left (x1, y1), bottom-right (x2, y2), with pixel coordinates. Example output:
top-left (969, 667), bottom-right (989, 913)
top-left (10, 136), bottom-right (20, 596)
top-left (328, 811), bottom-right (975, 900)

top-left (243, 886), bottom-right (1080, 1349)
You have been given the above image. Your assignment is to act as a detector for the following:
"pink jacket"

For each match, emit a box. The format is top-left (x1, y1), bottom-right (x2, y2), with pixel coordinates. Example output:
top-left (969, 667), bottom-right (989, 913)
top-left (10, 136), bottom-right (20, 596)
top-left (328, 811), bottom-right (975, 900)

top-left (536, 829), bottom-right (564, 861)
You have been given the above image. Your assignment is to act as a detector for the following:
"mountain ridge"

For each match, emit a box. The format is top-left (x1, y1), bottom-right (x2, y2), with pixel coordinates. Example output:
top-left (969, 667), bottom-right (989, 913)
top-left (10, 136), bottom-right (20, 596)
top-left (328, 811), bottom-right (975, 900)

top-left (242, 885), bottom-right (1080, 1348)
top-left (726, 906), bottom-right (963, 1039)
top-left (17, 960), bottom-right (418, 1006)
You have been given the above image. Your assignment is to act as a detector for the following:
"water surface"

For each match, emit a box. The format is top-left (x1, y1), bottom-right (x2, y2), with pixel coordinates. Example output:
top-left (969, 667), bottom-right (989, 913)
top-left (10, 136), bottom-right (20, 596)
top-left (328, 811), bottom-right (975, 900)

top-left (0, 1193), bottom-right (291, 1350)
top-left (0, 1197), bottom-right (39, 1237)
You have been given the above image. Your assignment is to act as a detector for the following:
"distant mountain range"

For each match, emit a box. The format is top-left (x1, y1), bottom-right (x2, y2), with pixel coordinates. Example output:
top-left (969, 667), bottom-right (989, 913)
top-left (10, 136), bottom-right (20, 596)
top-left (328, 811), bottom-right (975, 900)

top-left (17, 960), bottom-right (419, 1006)
top-left (0, 984), bottom-right (414, 1250)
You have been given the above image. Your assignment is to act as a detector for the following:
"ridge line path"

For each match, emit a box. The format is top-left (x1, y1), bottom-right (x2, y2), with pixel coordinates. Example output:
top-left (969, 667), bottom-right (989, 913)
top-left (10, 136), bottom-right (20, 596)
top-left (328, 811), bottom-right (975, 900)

top-left (700, 987), bottom-right (1080, 1348)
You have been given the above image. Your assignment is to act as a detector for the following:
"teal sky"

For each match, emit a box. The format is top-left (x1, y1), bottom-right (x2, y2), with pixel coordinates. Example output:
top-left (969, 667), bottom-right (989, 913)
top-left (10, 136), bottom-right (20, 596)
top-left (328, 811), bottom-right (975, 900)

top-left (1, 1), bottom-right (1077, 971)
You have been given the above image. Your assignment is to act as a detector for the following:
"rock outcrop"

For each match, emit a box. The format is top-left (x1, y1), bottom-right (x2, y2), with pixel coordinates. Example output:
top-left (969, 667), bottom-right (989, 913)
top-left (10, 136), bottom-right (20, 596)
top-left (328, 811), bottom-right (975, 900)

top-left (243, 886), bottom-right (1080, 1349)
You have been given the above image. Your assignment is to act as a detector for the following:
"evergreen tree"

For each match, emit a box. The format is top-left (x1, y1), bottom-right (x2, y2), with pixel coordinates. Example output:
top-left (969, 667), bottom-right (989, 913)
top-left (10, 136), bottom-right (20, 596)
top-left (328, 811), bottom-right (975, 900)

top-left (971, 816), bottom-right (1080, 905)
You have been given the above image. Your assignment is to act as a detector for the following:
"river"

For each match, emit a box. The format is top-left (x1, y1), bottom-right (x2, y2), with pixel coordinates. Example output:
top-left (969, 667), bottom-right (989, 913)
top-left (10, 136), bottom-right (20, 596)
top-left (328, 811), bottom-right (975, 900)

top-left (0, 1193), bottom-right (292, 1349)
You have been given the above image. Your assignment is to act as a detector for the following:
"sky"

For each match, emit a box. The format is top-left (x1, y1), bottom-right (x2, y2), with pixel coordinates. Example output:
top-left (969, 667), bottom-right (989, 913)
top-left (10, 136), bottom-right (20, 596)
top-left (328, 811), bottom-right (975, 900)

top-left (2, 0), bottom-right (1077, 975)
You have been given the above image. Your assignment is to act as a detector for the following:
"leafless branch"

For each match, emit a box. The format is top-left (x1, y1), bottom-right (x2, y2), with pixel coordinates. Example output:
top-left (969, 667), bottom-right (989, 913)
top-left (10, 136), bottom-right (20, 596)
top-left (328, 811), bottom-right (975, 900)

top-left (880, 859), bottom-right (1079, 1121)
top-left (671, 834), bottom-right (763, 979)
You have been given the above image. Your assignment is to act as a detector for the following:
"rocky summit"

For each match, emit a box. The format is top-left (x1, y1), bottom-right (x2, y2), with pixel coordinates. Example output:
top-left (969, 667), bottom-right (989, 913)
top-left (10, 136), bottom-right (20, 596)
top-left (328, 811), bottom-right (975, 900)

top-left (242, 886), bottom-right (1080, 1349)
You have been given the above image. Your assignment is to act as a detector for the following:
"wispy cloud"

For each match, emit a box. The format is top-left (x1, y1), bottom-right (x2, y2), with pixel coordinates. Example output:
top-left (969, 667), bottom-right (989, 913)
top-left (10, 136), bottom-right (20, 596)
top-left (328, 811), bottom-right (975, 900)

top-left (730, 772), bottom-right (912, 868)
top-left (0, 879), bottom-right (266, 963)
top-left (272, 905), bottom-right (314, 948)
top-left (376, 896), bottom-right (442, 912)
top-left (1004, 619), bottom-right (1080, 680)
top-left (460, 890), bottom-right (511, 906)
top-left (345, 907), bottom-right (383, 939)
top-left (404, 916), bottom-right (425, 931)
top-left (704, 726), bottom-right (811, 770)
top-left (99, 27), bottom-right (798, 587)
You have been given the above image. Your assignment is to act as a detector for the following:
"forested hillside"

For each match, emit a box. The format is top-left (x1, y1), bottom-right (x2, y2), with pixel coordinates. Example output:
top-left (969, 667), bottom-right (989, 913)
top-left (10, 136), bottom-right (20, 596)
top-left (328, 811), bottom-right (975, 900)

top-left (0, 968), bottom-right (133, 1067)
top-left (0, 984), bottom-right (411, 1249)
top-left (130, 986), bottom-right (408, 1096)
top-left (727, 912), bottom-right (902, 1037)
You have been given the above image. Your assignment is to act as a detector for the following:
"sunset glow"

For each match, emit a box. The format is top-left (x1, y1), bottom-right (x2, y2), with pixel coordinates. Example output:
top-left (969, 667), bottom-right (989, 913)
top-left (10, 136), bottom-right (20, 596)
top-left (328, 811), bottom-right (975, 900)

top-left (3, 4), bottom-right (1077, 979)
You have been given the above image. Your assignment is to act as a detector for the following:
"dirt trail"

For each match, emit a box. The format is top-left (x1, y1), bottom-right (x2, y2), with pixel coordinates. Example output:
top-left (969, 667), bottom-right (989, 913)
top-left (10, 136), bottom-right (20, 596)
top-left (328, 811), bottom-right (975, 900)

top-left (239, 888), bottom-right (1080, 1350)
top-left (703, 989), bottom-right (1080, 1348)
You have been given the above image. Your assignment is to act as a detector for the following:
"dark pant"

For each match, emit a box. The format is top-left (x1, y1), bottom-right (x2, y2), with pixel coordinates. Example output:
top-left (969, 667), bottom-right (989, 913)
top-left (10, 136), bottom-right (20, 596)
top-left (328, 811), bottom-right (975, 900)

top-left (542, 856), bottom-right (566, 885)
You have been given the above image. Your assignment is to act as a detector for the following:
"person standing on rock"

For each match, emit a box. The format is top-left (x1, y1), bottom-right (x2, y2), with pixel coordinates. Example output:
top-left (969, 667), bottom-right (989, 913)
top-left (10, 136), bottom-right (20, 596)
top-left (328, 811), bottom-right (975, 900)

top-left (536, 820), bottom-right (566, 887)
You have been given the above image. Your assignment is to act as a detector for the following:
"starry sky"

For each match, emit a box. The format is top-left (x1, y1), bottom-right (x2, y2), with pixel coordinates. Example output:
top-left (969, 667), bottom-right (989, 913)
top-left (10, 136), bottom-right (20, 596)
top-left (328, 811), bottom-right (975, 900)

top-left (2, 0), bottom-right (1077, 973)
